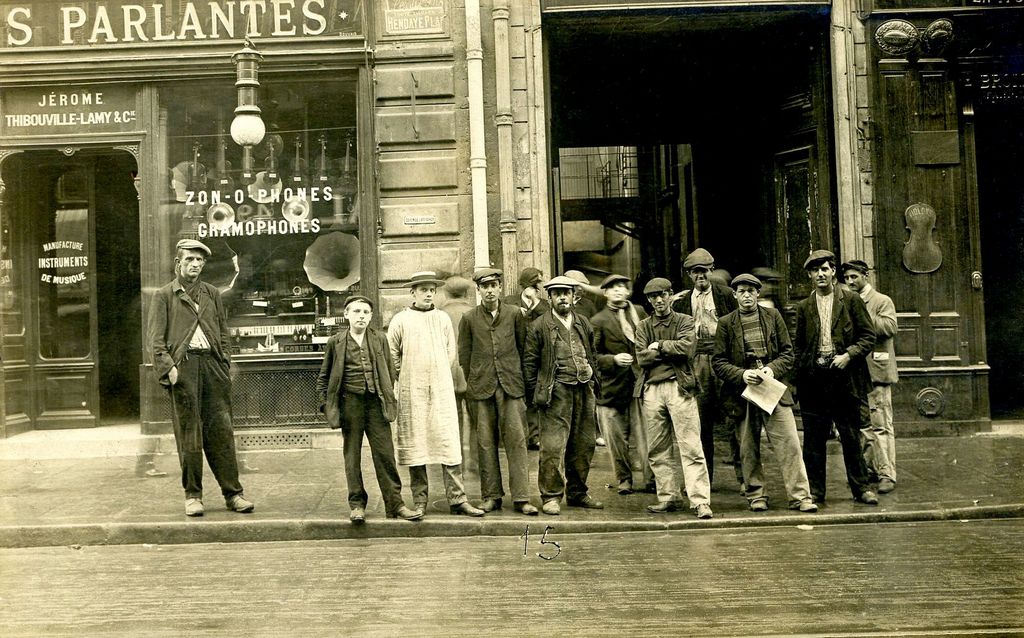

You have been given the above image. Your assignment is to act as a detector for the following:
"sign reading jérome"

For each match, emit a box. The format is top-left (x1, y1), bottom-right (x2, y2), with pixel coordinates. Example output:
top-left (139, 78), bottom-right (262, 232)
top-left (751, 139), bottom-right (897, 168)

top-left (1, 86), bottom-right (138, 136)
top-left (1, 0), bottom-right (362, 48)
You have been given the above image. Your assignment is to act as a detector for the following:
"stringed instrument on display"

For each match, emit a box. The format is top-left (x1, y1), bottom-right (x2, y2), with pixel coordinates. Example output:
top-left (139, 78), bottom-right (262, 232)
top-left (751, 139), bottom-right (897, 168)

top-left (290, 136), bottom-right (307, 186)
top-left (316, 134), bottom-right (330, 189)
top-left (334, 132), bottom-right (357, 198)
top-left (249, 133), bottom-right (283, 206)
top-left (213, 136), bottom-right (236, 197)
top-left (185, 141), bottom-right (208, 217)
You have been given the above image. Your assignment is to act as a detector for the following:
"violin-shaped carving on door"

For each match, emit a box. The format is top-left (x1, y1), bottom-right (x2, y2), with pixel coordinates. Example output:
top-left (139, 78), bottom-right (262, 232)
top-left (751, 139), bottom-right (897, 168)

top-left (902, 203), bottom-right (943, 273)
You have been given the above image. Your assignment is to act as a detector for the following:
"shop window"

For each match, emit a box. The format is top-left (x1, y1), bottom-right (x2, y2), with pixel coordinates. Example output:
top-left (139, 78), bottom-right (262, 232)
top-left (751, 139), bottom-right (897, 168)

top-left (37, 167), bottom-right (92, 360)
top-left (157, 77), bottom-right (359, 355)
top-left (0, 203), bottom-right (24, 363)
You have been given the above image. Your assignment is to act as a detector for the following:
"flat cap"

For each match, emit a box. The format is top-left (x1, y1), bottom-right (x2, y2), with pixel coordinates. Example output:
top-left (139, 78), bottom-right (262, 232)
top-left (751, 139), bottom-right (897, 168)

top-left (803, 249), bottom-right (836, 270)
top-left (406, 271), bottom-right (446, 288)
top-left (472, 268), bottom-right (503, 285)
top-left (564, 270), bottom-right (589, 285)
top-left (643, 277), bottom-right (673, 295)
top-left (683, 248), bottom-right (715, 270)
top-left (600, 273), bottom-right (631, 289)
top-left (543, 275), bottom-right (580, 291)
top-left (730, 273), bottom-right (763, 290)
top-left (343, 294), bottom-right (374, 310)
top-left (840, 259), bottom-right (871, 275)
top-left (751, 266), bottom-right (782, 281)
top-left (518, 267), bottom-right (544, 288)
top-left (443, 276), bottom-right (474, 298)
top-left (176, 238), bottom-right (211, 256)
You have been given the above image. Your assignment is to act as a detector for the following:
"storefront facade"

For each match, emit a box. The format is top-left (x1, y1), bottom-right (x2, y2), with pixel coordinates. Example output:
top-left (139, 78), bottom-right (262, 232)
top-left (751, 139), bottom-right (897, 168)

top-left (0, 0), bottom-right (547, 437)
top-left (1, 0), bottom-right (1021, 438)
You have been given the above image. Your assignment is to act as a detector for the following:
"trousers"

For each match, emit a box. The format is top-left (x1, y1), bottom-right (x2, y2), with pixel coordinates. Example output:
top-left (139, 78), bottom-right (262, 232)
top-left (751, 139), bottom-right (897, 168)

top-left (167, 351), bottom-right (243, 500)
top-left (597, 400), bottom-right (653, 488)
top-left (642, 380), bottom-right (710, 506)
top-left (340, 392), bottom-right (405, 515)
top-left (862, 384), bottom-right (897, 482)
top-left (538, 381), bottom-right (598, 503)
top-left (408, 464), bottom-right (469, 507)
top-left (467, 386), bottom-right (531, 502)
top-left (799, 368), bottom-right (872, 501)
top-left (739, 404), bottom-right (812, 506)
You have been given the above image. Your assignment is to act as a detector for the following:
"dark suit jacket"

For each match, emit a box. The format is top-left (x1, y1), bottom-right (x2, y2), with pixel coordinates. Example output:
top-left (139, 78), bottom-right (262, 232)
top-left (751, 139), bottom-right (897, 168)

top-left (591, 303), bottom-right (647, 409)
top-left (316, 327), bottom-right (398, 428)
top-left (524, 311), bottom-right (600, 408)
top-left (458, 302), bottom-right (527, 401)
top-left (712, 306), bottom-right (795, 417)
top-left (147, 279), bottom-right (231, 386)
top-left (671, 281), bottom-right (738, 317)
top-left (794, 286), bottom-right (875, 395)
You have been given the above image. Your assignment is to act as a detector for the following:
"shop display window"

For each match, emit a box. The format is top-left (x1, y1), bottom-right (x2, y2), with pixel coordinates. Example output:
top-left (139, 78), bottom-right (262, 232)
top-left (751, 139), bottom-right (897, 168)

top-left (158, 77), bottom-right (360, 355)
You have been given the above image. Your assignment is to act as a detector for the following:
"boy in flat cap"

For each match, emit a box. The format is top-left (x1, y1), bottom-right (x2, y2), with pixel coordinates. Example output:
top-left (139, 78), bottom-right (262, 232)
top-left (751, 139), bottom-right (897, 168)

top-left (712, 274), bottom-right (817, 513)
top-left (794, 250), bottom-right (879, 506)
top-left (671, 247), bottom-right (738, 487)
top-left (841, 260), bottom-right (898, 494)
top-left (458, 268), bottom-right (538, 515)
top-left (388, 272), bottom-right (485, 518)
top-left (524, 276), bottom-right (604, 515)
top-left (147, 238), bottom-right (253, 517)
top-left (590, 273), bottom-right (654, 495)
top-left (317, 295), bottom-right (422, 523)
top-left (636, 277), bottom-right (713, 519)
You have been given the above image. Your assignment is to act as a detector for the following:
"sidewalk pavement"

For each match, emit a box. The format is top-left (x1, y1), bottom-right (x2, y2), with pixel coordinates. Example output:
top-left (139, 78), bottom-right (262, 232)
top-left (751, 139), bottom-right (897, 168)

top-left (1, 425), bottom-right (1022, 548)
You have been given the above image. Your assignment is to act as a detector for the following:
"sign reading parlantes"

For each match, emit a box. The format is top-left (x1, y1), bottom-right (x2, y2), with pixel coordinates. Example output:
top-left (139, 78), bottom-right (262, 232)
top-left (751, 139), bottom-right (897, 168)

top-left (1, 86), bottom-right (138, 136)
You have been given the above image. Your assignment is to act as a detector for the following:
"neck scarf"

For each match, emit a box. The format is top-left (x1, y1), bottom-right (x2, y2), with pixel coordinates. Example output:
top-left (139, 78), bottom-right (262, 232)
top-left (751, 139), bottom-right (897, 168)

top-left (608, 300), bottom-right (640, 344)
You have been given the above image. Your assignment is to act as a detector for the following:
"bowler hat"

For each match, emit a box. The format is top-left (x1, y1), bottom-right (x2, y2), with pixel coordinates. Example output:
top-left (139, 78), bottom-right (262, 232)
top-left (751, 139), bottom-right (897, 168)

top-left (176, 238), bottom-right (211, 256)
top-left (343, 295), bottom-right (374, 310)
top-left (803, 249), bottom-right (836, 270)
top-left (543, 275), bottom-right (580, 291)
top-left (472, 268), bottom-right (503, 285)
top-left (683, 248), bottom-right (714, 270)
top-left (600, 274), bottom-right (631, 289)
top-left (840, 259), bottom-right (871, 275)
top-left (406, 271), bottom-right (446, 288)
top-left (643, 277), bottom-right (673, 295)
top-left (730, 273), bottom-right (763, 290)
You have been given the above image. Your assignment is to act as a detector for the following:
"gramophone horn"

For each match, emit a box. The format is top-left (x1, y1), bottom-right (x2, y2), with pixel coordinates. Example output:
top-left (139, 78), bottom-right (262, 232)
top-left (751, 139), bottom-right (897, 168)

top-left (206, 202), bottom-right (235, 230)
top-left (282, 196), bottom-right (311, 222)
top-left (303, 232), bottom-right (360, 292)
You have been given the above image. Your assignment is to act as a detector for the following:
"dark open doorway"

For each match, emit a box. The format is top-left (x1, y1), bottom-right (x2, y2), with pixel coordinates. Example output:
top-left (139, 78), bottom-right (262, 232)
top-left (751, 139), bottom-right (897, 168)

top-left (96, 153), bottom-right (142, 424)
top-left (547, 7), bottom-right (835, 311)
top-left (976, 104), bottom-right (1024, 420)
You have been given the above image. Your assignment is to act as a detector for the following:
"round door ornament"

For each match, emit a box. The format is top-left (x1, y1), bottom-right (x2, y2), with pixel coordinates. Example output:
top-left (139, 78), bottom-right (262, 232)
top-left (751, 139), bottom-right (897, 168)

top-left (916, 387), bottom-right (946, 418)
top-left (876, 20), bottom-right (919, 56)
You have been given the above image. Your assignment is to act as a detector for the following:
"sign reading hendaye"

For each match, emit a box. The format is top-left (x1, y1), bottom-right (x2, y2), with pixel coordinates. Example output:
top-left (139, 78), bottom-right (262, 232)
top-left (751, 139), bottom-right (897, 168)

top-left (1, 86), bottom-right (138, 136)
top-left (2, 0), bottom-right (362, 48)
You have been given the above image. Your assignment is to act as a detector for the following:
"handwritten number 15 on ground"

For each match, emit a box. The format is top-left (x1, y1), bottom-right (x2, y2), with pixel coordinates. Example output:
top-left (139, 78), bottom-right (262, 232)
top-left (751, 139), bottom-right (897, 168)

top-left (520, 525), bottom-right (561, 561)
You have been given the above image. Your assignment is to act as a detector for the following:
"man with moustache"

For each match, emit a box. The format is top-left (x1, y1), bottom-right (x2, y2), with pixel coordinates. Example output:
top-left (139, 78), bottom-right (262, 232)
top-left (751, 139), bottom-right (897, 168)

top-left (148, 239), bottom-right (253, 517)
top-left (388, 272), bottom-right (485, 518)
top-left (590, 273), bottom-right (654, 495)
top-left (841, 259), bottom-right (899, 494)
top-left (794, 250), bottom-right (879, 506)
top-left (458, 268), bottom-right (538, 515)
top-left (524, 276), bottom-right (604, 515)
top-left (671, 248), bottom-right (738, 486)
top-left (506, 266), bottom-right (550, 450)
top-left (712, 274), bottom-right (817, 513)
top-left (317, 295), bottom-right (422, 523)
top-left (636, 277), bottom-right (713, 519)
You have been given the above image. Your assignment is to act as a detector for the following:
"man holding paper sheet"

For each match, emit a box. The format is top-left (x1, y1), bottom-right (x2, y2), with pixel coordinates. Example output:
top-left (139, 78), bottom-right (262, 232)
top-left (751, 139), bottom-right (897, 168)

top-left (712, 274), bottom-right (817, 513)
